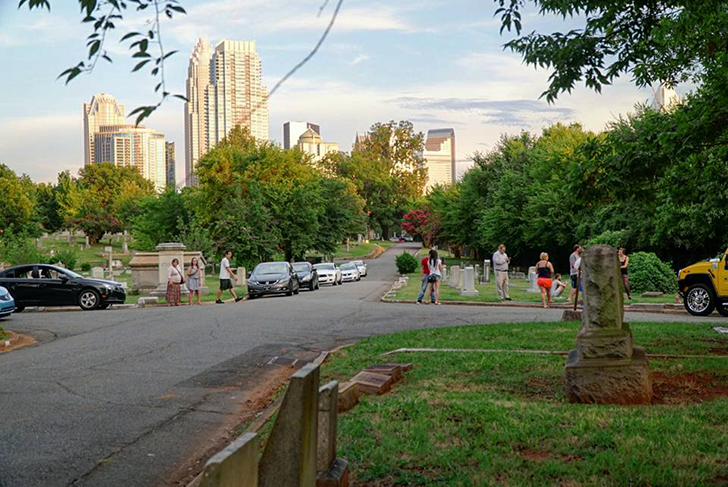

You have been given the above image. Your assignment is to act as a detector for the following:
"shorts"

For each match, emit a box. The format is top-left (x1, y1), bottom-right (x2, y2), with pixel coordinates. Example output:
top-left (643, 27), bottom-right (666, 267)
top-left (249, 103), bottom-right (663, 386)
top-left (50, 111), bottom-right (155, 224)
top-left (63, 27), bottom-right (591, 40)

top-left (427, 275), bottom-right (440, 283)
top-left (570, 274), bottom-right (578, 288)
top-left (537, 277), bottom-right (552, 289)
top-left (219, 278), bottom-right (233, 290)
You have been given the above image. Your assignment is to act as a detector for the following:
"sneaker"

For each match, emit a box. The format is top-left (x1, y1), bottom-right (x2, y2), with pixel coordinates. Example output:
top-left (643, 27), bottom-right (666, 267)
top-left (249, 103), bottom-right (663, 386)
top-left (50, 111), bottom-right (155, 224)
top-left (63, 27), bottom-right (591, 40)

top-left (215, 299), bottom-right (224, 304)
top-left (416, 300), bottom-right (421, 305)
top-left (235, 296), bottom-right (243, 303)
top-left (505, 297), bottom-right (512, 301)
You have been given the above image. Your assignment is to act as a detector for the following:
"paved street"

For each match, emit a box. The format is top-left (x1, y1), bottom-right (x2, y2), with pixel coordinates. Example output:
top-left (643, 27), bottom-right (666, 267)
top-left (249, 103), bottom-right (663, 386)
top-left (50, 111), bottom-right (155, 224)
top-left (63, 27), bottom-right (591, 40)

top-left (1, 243), bottom-right (723, 487)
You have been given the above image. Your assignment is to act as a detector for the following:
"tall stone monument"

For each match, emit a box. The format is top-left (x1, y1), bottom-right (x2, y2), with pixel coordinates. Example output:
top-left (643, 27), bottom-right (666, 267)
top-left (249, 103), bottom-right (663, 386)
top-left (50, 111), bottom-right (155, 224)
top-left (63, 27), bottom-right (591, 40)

top-left (564, 245), bottom-right (652, 405)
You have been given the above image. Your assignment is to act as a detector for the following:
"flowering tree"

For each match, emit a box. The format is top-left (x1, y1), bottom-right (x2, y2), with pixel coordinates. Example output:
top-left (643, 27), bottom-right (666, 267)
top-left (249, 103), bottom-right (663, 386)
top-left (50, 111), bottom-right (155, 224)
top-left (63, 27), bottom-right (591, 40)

top-left (401, 209), bottom-right (436, 247)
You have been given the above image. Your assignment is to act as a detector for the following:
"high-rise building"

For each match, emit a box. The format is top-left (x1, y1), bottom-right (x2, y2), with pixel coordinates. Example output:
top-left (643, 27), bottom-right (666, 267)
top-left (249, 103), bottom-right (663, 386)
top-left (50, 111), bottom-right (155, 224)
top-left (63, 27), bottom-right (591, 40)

top-left (184, 38), bottom-right (269, 186)
top-left (422, 128), bottom-right (456, 191)
top-left (83, 93), bottom-right (126, 166)
top-left (283, 121), bottom-right (320, 149)
top-left (296, 128), bottom-right (338, 162)
top-left (165, 142), bottom-right (176, 188)
top-left (184, 37), bottom-right (212, 187)
top-left (93, 124), bottom-right (167, 192)
top-left (654, 84), bottom-right (680, 112)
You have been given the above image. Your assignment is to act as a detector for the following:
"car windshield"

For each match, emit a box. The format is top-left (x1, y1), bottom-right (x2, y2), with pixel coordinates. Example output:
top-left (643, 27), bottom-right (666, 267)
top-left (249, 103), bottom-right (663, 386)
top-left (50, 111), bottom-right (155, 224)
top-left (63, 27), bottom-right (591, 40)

top-left (352, 261), bottom-right (364, 266)
top-left (314, 264), bottom-right (335, 271)
top-left (292, 263), bottom-right (309, 273)
top-left (340, 263), bottom-right (356, 270)
top-left (254, 263), bottom-right (288, 274)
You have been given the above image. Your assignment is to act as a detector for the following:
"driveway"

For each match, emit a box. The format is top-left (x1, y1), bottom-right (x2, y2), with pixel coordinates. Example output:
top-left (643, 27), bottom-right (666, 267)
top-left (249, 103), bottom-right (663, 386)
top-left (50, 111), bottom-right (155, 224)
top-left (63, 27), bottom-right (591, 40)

top-left (1, 243), bottom-right (722, 487)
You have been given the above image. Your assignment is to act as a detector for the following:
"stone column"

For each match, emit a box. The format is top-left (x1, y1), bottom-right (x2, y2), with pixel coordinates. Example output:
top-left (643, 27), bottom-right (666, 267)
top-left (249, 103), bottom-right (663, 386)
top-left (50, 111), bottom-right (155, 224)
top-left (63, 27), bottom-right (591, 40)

top-left (564, 245), bottom-right (652, 405)
top-left (483, 259), bottom-right (491, 282)
top-left (460, 267), bottom-right (479, 297)
top-left (152, 243), bottom-right (189, 297)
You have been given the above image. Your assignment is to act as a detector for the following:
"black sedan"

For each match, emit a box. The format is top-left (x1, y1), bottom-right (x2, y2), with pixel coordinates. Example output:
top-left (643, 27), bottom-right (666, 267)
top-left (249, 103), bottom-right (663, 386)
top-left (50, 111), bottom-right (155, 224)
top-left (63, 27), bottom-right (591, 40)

top-left (292, 262), bottom-right (319, 291)
top-left (0, 264), bottom-right (126, 311)
top-left (247, 262), bottom-right (300, 299)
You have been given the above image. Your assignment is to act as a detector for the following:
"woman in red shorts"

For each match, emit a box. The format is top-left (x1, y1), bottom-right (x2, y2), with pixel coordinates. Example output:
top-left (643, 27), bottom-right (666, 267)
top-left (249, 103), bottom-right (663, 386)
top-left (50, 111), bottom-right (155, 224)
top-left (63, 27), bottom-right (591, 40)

top-left (535, 252), bottom-right (555, 309)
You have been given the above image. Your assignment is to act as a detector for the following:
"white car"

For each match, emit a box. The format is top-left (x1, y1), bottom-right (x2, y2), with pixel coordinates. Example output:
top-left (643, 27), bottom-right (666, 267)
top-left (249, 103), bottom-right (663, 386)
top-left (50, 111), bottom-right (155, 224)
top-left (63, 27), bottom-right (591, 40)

top-left (339, 262), bottom-right (361, 282)
top-left (313, 263), bottom-right (342, 286)
top-left (352, 260), bottom-right (367, 277)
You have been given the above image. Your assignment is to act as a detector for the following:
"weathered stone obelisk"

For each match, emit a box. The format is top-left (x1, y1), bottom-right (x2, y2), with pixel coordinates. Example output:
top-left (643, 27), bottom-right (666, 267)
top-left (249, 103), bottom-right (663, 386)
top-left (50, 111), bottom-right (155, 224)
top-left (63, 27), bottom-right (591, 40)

top-left (564, 245), bottom-right (652, 404)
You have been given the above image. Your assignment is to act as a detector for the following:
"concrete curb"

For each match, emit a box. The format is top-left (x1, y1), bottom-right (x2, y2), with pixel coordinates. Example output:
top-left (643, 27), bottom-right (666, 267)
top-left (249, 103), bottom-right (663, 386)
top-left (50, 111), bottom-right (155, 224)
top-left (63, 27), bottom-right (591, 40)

top-left (0, 330), bottom-right (36, 353)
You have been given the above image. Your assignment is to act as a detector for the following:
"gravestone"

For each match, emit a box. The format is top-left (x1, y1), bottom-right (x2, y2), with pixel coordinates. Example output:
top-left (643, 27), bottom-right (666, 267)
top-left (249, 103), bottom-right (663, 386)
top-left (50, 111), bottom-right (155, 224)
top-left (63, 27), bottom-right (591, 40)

top-left (350, 371), bottom-right (393, 395)
top-left (564, 245), bottom-right (652, 405)
top-left (122, 241), bottom-right (129, 254)
top-left (236, 267), bottom-right (247, 286)
top-left (35, 238), bottom-right (42, 249)
top-left (460, 266), bottom-right (479, 297)
top-left (91, 267), bottom-right (105, 279)
top-left (198, 433), bottom-right (258, 487)
top-left (84, 236), bottom-right (90, 249)
top-left (457, 265), bottom-right (464, 289)
top-left (483, 259), bottom-right (491, 282)
top-left (259, 363), bottom-right (319, 487)
top-left (441, 265), bottom-right (447, 283)
top-left (316, 382), bottom-right (350, 487)
top-left (337, 382), bottom-right (360, 412)
top-left (449, 266), bottom-right (460, 288)
top-left (527, 266), bottom-right (538, 292)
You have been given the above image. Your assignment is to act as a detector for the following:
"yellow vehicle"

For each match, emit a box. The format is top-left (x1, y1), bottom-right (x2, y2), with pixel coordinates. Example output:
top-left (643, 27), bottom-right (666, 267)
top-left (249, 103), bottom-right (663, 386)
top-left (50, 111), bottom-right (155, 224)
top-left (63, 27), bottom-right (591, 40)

top-left (678, 249), bottom-right (728, 316)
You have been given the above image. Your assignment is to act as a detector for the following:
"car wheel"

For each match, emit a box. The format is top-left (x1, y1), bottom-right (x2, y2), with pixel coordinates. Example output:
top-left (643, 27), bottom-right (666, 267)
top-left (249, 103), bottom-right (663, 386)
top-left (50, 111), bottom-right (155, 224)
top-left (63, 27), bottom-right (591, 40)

top-left (310, 282), bottom-right (315, 291)
top-left (79, 289), bottom-right (101, 311)
top-left (248, 293), bottom-right (258, 299)
top-left (684, 284), bottom-right (715, 316)
top-left (98, 303), bottom-right (110, 310)
top-left (315, 281), bottom-right (320, 290)
top-left (293, 283), bottom-right (300, 295)
top-left (717, 304), bottom-right (728, 317)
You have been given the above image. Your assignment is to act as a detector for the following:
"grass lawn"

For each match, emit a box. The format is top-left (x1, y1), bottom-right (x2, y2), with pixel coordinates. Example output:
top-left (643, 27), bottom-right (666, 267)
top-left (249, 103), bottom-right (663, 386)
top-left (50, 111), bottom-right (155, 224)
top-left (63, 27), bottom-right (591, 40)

top-left (156, 274), bottom-right (247, 304)
top-left (0, 325), bottom-right (6, 340)
top-left (321, 321), bottom-right (728, 486)
top-left (334, 241), bottom-right (395, 260)
top-left (390, 271), bottom-right (679, 305)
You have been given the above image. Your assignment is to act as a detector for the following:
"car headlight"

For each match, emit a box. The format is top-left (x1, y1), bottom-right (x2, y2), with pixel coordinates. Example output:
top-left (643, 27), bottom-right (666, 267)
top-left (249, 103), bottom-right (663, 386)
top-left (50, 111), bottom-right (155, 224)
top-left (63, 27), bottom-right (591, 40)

top-left (277, 279), bottom-right (289, 284)
top-left (248, 279), bottom-right (258, 285)
top-left (301, 275), bottom-right (311, 281)
top-left (103, 284), bottom-right (115, 291)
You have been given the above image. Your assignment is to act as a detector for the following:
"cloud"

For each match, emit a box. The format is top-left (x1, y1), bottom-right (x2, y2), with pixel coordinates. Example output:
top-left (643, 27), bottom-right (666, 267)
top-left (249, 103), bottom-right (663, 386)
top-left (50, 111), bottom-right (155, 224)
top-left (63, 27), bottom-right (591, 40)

top-left (347, 54), bottom-right (371, 66)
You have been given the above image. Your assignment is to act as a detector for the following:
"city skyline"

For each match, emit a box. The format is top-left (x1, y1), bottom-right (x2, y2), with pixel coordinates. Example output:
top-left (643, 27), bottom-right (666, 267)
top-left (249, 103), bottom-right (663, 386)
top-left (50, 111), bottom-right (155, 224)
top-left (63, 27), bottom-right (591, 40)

top-left (0, 0), bottom-right (685, 184)
top-left (422, 128), bottom-right (456, 190)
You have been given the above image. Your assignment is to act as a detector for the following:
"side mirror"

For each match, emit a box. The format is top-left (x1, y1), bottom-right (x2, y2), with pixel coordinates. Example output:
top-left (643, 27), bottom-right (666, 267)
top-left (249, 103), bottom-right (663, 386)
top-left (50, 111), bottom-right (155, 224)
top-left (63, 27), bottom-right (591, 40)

top-left (60, 274), bottom-right (69, 282)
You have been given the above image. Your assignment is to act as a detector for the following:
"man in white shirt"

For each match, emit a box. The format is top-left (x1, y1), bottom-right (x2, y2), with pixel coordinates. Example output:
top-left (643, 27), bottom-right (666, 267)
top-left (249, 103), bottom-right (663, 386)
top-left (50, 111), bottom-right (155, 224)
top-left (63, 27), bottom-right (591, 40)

top-left (492, 244), bottom-right (511, 300)
top-left (216, 250), bottom-right (241, 304)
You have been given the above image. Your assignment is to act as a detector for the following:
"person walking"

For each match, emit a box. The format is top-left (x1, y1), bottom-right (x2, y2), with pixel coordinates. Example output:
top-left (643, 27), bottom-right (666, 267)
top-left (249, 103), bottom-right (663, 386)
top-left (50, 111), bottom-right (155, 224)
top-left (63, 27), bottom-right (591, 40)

top-left (416, 252), bottom-right (436, 304)
top-left (216, 250), bottom-right (242, 304)
top-left (493, 244), bottom-right (511, 300)
top-left (187, 257), bottom-right (202, 305)
top-left (535, 252), bottom-right (555, 309)
top-left (567, 244), bottom-right (582, 304)
top-left (166, 258), bottom-right (184, 307)
top-left (618, 247), bottom-right (632, 300)
top-left (426, 249), bottom-right (444, 305)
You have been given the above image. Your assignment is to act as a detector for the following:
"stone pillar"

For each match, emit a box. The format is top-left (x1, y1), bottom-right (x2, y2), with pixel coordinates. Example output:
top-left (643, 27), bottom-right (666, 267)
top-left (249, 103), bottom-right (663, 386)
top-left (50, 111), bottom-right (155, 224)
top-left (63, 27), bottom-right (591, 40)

top-left (151, 243), bottom-right (189, 297)
top-left (460, 267), bottom-right (479, 297)
top-left (199, 433), bottom-right (258, 487)
top-left (528, 266), bottom-right (538, 292)
top-left (85, 236), bottom-right (91, 249)
top-left (564, 245), bottom-right (652, 405)
top-left (259, 363), bottom-right (320, 487)
top-left (237, 267), bottom-right (247, 286)
top-left (483, 259), bottom-right (491, 282)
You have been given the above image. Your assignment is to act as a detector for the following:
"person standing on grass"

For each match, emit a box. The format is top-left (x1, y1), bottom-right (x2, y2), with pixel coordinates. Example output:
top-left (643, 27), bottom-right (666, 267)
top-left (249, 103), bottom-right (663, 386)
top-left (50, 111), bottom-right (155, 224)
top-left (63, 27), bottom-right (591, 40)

top-left (166, 258), bottom-right (184, 307)
top-left (216, 250), bottom-right (242, 304)
top-left (567, 244), bottom-right (582, 304)
top-left (187, 257), bottom-right (202, 305)
top-left (426, 249), bottom-right (444, 305)
top-left (416, 252), bottom-right (436, 304)
top-left (618, 247), bottom-right (632, 300)
top-left (493, 244), bottom-right (511, 301)
top-left (535, 252), bottom-right (555, 309)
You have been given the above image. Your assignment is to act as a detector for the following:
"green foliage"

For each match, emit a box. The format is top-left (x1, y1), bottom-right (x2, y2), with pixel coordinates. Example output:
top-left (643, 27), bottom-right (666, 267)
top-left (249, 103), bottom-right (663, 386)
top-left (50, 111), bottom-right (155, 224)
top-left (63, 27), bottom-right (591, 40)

top-left (628, 252), bottom-right (677, 294)
top-left (132, 188), bottom-right (191, 251)
top-left (0, 234), bottom-right (48, 265)
top-left (585, 230), bottom-right (625, 249)
top-left (51, 248), bottom-right (79, 270)
top-left (0, 164), bottom-right (38, 236)
top-left (396, 252), bottom-right (418, 275)
top-left (81, 262), bottom-right (92, 272)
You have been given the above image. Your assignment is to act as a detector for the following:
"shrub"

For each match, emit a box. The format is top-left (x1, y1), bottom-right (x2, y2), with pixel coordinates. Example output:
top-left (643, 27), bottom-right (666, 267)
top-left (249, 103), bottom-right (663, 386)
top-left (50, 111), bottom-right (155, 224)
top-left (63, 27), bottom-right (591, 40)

top-left (0, 235), bottom-right (48, 265)
top-left (396, 252), bottom-right (418, 274)
top-left (51, 248), bottom-right (79, 270)
top-left (81, 262), bottom-right (92, 272)
top-left (629, 252), bottom-right (677, 294)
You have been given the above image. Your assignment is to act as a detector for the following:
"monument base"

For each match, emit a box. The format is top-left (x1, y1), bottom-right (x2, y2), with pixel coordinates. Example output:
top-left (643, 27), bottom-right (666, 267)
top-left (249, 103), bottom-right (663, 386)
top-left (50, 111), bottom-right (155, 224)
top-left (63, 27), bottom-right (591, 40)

top-left (150, 284), bottom-right (191, 298)
top-left (460, 290), bottom-right (479, 297)
top-left (317, 458), bottom-right (349, 487)
top-left (561, 310), bottom-right (582, 321)
top-left (564, 347), bottom-right (652, 405)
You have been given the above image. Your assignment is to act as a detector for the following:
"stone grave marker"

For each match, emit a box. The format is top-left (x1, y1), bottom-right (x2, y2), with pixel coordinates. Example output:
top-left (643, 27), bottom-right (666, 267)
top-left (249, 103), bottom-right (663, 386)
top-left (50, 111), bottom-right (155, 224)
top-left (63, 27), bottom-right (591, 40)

top-left (363, 364), bottom-right (403, 382)
top-left (198, 433), bottom-right (258, 487)
top-left (84, 236), bottom-right (90, 249)
top-left (122, 241), bottom-right (129, 254)
top-left (350, 371), bottom-right (394, 395)
top-left (460, 266), bottom-right (479, 297)
top-left (448, 266), bottom-right (460, 288)
top-left (91, 267), bottom-right (105, 279)
top-left (236, 267), bottom-right (246, 286)
top-left (317, 381), bottom-right (349, 487)
top-left (528, 266), bottom-right (538, 292)
top-left (259, 363), bottom-right (319, 487)
top-left (337, 382), bottom-right (360, 412)
top-left (483, 259), bottom-right (491, 282)
top-left (564, 245), bottom-right (652, 405)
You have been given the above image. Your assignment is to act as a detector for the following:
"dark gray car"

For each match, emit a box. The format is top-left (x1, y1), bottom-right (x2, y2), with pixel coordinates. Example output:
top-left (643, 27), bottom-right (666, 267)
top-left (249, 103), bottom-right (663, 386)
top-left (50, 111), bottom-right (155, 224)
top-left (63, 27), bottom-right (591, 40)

top-left (292, 262), bottom-right (319, 291)
top-left (247, 262), bottom-right (300, 299)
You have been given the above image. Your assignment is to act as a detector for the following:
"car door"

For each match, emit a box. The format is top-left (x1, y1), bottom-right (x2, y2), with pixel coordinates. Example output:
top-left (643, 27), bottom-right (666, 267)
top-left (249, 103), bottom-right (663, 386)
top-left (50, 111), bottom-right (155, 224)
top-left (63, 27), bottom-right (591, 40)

top-left (41, 267), bottom-right (78, 306)
top-left (9, 266), bottom-right (43, 306)
top-left (718, 252), bottom-right (728, 297)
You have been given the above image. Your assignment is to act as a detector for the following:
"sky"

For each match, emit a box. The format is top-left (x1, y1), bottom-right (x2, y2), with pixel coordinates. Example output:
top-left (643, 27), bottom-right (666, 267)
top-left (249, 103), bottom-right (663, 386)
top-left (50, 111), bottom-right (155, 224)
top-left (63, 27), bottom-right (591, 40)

top-left (0, 0), bottom-right (689, 184)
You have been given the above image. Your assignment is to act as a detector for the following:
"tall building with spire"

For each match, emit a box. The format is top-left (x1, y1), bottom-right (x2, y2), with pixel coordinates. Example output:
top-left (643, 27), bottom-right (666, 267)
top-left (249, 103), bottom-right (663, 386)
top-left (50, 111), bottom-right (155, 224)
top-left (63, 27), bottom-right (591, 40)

top-left (422, 128), bottom-right (456, 191)
top-left (184, 38), bottom-right (269, 186)
top-left (83, 93), bottom-right (126, 166)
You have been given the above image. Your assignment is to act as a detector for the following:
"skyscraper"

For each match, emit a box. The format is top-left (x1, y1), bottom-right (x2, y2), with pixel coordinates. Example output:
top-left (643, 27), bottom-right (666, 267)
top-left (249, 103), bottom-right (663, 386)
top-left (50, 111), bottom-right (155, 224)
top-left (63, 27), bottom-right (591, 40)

top-left (422, 129), bottom-right (456, 191)
top-left (83, 93), bottom-right (126, 166)
top-left (184, 38), bottom-right (269, 186)
top-left (165, 142), bottom-right (176, 188)
top-left (654, 84), bottom-right (680, 112)
top-left (184, 37), bottom-right (212, 187)
top-left (283, 121), bottom-right (320, 149)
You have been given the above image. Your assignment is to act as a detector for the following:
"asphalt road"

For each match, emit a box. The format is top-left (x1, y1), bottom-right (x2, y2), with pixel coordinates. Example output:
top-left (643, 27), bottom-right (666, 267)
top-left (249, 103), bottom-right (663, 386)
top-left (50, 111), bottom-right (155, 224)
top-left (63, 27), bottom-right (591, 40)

top-left (1, 243), bottom-right (723, 487)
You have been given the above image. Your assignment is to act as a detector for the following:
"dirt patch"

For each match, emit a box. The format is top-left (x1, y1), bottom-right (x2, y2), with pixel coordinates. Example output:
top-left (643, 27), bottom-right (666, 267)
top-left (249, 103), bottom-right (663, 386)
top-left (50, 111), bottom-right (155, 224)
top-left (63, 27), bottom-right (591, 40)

top-left (708, 347), bottom-right (728, 356)
top-left (516, 446), bottom-right (584, 464)
top-left (166, 365), bottom-right (297, 487)
top-left (652, 372), bottom-right (728, 404)
top-left (0, 330), bottom-right (36, 353)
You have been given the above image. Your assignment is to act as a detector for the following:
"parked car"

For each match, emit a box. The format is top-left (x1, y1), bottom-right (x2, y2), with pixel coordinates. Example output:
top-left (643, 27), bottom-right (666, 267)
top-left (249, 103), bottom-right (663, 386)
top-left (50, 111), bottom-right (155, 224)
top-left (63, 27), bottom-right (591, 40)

top-left (0, 286), bottom-right (15, 318)
top-left (678, 248), bottom-right (728, 316)
top-left (247, 262), bottom-right (300, 298)
top-left (0, 264), bottom-right (126, 311)
top-left (352, 260), bottom-right (368, 277)
top-left (339, 262), bottom-right (361, 282)
top-left (313, 263), bottom-right (342, 286)
top-left (292, 262), bottom-right (319, 291)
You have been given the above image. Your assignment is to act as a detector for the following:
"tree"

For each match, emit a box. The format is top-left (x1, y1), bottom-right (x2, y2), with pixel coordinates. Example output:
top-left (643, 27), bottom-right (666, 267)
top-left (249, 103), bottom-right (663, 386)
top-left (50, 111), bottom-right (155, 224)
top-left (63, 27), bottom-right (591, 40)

top-left (132, 188), bottom-right (191, 250)
top-left (496, 0), bottom-right (728, 102)
top-left (0, 164), bottom-right (38, 236)
top-left (401, 209), bottom-right (435, 247)
top-left (35, 182), bottom-right (64, 233)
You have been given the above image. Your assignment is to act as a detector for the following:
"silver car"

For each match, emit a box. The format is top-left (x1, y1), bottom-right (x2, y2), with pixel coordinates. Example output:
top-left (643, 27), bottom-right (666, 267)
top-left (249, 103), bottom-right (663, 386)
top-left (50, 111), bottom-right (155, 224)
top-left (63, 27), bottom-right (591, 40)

top-left (352, 260), bottom-right (367, 277)
top-left (313, 263), bottom-right (342, 286)
top-left (339, 262), bottom-right (361, 282)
